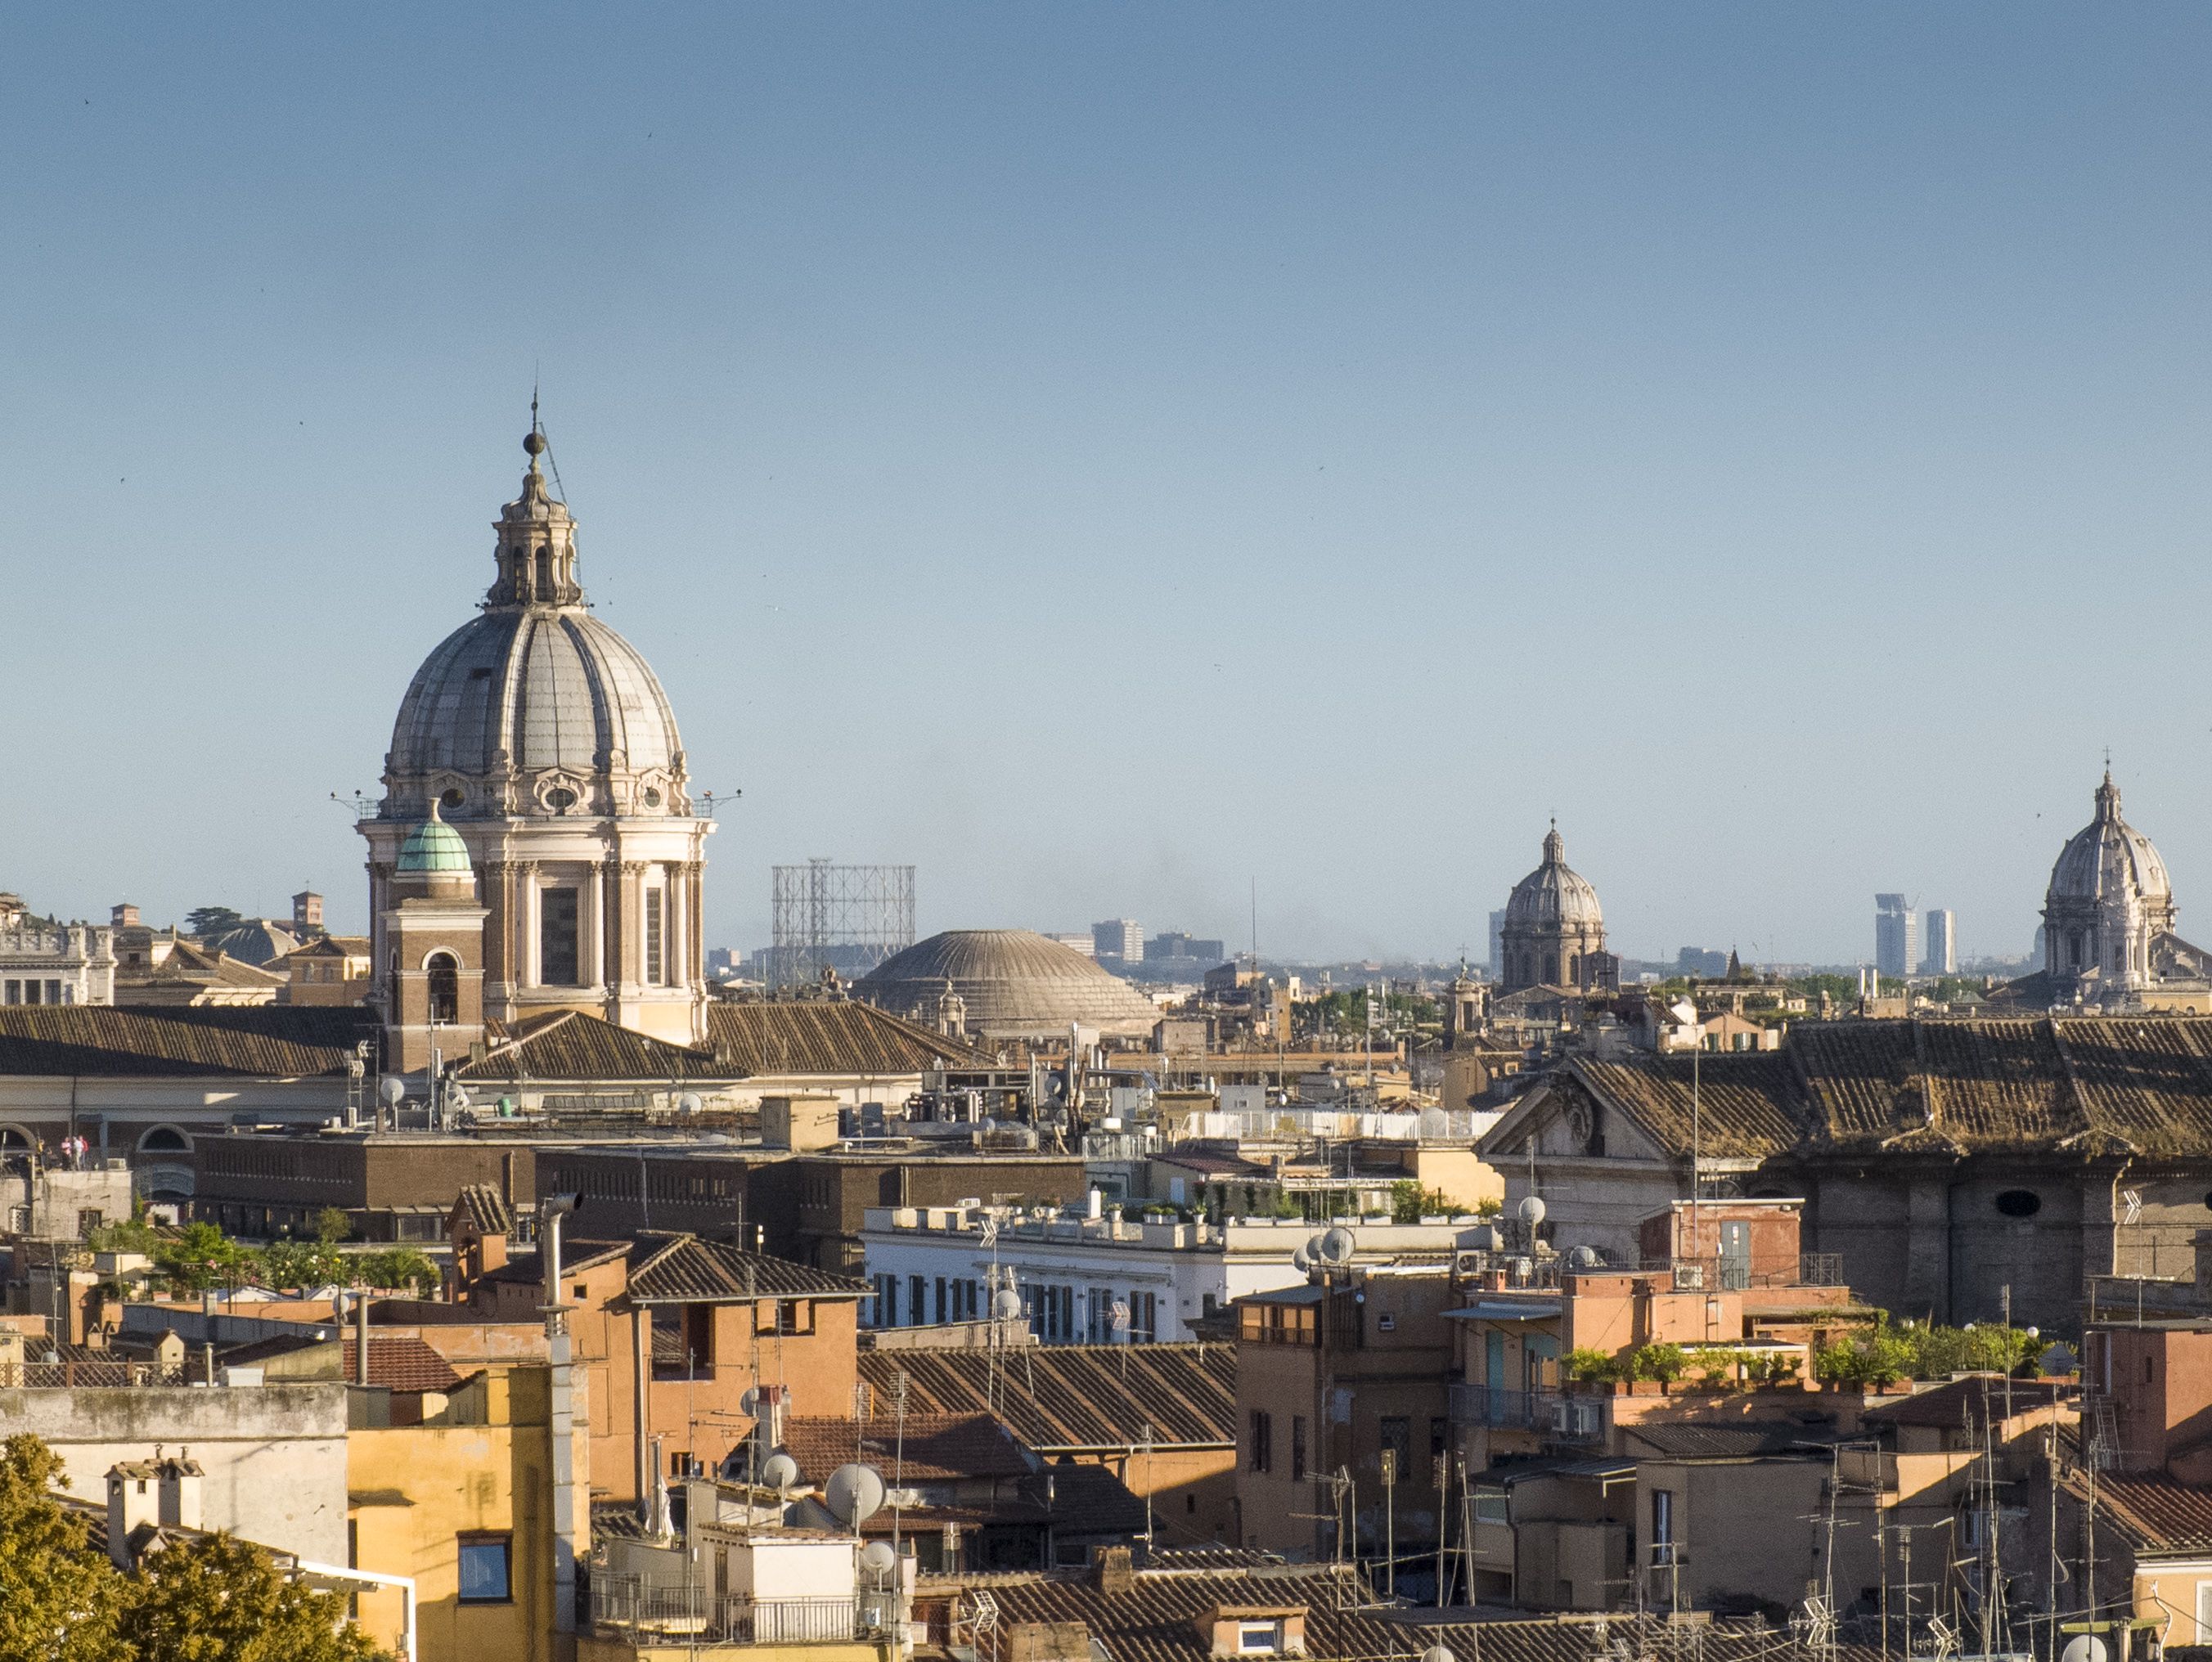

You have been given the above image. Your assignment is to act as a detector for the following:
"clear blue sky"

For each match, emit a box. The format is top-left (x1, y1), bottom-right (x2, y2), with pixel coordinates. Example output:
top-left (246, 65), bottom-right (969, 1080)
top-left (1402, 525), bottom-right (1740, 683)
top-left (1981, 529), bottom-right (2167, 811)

top-left (4, 5), bottom-right (2209, 967)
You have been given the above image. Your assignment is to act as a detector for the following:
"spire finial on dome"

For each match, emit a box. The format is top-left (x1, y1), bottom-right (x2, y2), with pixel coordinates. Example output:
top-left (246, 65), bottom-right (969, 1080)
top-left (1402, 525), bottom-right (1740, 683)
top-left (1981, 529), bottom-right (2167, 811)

top-left (1542, 820), bottom-right (1565, 864)
top-left (524, 385), bottom-right (546, 476)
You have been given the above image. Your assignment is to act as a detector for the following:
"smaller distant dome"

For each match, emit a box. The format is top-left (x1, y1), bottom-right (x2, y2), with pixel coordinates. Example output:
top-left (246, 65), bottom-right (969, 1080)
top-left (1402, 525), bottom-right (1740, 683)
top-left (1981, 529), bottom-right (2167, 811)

top-left (397, 804), bottom-right (474, 875)
top-left (1504, 826), bottom-right (1603, 932)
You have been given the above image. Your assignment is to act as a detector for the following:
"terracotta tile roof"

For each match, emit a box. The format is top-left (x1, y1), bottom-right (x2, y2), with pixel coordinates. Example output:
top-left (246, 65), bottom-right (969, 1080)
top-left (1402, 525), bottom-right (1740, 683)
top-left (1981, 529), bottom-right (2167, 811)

top-left (704, 1000), bottom-right (991, 1076)
top-left (860, 1342), bottom-right (1235, 1451)
top-left (0, 1005), bottom-right (375, 1078)
top-left (215, 1332), bottom-right (465, 1393)
top-left (619, 1232), bottom-right (870, 1301)
top-left (1863, 1376), bottom-right (2074, 1431)
top-left (1550, 1017), bottom-right (2212, 1161)
top-left (779, 1413), bottom-right (1032, 1485)
top-left (459, 1010), bottom-right (735, 1084)
top-left (450, 1184), bottom-right (515, 1237)
top-left (922, 1565), bottom-right (1881, 1662)
top-left (2086, 1470), bottom-right (2212, 1553)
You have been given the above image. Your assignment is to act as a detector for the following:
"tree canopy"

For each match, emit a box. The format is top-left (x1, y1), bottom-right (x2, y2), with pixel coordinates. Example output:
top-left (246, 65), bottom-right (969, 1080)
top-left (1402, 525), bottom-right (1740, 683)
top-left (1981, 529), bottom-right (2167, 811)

top-left (0, 1435), bottom-right (385, 1662)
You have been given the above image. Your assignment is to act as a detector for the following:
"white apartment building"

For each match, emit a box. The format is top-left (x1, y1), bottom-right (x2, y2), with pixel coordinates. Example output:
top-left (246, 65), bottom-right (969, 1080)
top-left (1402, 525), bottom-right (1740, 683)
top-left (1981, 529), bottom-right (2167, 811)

top-left (0, 920), bottom-right (116, 1006)
top-left (860, 1202), bottom-right (1491, 1345)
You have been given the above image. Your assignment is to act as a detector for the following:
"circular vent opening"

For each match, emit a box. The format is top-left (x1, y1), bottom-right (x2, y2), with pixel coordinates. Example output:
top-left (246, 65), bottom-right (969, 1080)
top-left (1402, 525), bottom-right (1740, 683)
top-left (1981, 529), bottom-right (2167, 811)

top-left (1994, 1189), bottom-right (2042, 1218)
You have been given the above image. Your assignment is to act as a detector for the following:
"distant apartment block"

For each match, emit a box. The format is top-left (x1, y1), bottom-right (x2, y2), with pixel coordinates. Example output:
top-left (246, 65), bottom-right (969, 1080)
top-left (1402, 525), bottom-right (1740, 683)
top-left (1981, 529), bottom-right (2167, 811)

top-left (1486, 909), bottom-right (1507, 977)
top-left (1676, 946), bottom-right (1729, 978)
top-left (1147, 931), bottom-right (1226, 964)
top-left (1922, 908), bottom-right (1957, 976)
top-left (1874, 893), bottom-right (1918, 978)
top-left (1092, 919), bottom-right (1143, 963)
top-left (1044, 932), bottom-right (1098, 959)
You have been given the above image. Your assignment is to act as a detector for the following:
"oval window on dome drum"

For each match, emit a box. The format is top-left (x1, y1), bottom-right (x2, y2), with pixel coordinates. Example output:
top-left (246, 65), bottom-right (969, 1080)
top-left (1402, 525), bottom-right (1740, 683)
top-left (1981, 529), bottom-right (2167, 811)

top-left (546, 788), bottom-right (577, 811)
top-left (1994, 1189), bottom-right (2042, 1218)
top-left (441, 788), bottom-right (465, 810)
top-left (643, 788), bottom-right (662, 808)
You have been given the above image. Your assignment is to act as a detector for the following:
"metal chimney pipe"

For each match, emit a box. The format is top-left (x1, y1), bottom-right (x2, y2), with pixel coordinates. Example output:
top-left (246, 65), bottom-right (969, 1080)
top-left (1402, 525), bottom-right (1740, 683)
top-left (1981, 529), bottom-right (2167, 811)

top-left (541, 1194), bottom-right (578, 1333)
top-left (354, 1291), bottom-right (370, 1386)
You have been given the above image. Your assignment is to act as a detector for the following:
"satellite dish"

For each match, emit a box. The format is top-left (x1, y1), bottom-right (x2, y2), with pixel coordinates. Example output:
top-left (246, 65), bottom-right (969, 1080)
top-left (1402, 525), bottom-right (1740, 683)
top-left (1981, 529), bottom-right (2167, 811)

top-left (379, 1077), bottom-right (406, 1107)
top-left (446, 1085), bottom-right (470, 1112)
top-left (858, 1541), bottom-right (898, 1577)
top-left (678, 1093), bottom-right (703, 1115)
top-left (1320, 1227), bottom-right (1356, 1265)
top-left (1517, 1196), bottom-right (1547, 1229)
top-left (1304, 1233), bottom-right (1327, 1262)
top-left (2061, 1638), bottom-right (2108, 1662)
top-left (991, 1288), bottom-right (1024, 1321)
top-left (1423, 1647), bottom-right (1457, 1662)
top-left (740, 1386), bottom-right (763, 1416)
top-left (825, 1464), bottom-right (886, 1527)
top-left (1568, 1245), bottom-right (1600, 1269)
top-left (759, 1453), bottom-right (800, 1490)
top-left (1291, 1245), bottom-right (1313, 1273)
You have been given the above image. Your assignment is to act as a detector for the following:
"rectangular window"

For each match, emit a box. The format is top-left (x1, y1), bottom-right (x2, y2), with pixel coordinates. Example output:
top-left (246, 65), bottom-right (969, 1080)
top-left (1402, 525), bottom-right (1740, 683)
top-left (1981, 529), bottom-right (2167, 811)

top-left (909, 1274), bottom-right (925, 1329)
top-left (457, 1535), bottom-right (512, 1603)
top-left (1249, 1409), bottom-right (1273, 1474)
top-left (1380, 1416), bottom-right (1412, 1469)
top-left (1291, 1415), bottom-right (1307, 1482)
top-left (21, 980), bottom-right (40, 1006)
top-left (1431, 1417), bottom-right (1450, 1458)
top-left (2, 981), bottom-right (15, 1004)
top-left (1473, 1490), bottom-right (1509, 1525)
top-left (540, 887), bottom-right (580, 986)
top-left (644, 887), bottom-right (665, 986)
top-left (934, 1277), bottom-right (948, 1323)
top-left (1651, 1489), bottom-right (1675, 1564)
top-left (1238, 1624), bottom-right (1282, 1654)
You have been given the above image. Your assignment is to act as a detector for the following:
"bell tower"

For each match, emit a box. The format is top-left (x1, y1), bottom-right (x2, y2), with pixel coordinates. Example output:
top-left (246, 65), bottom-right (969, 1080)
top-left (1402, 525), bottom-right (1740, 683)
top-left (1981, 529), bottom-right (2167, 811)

top-left (379, 801), bottom-right (489, 1075)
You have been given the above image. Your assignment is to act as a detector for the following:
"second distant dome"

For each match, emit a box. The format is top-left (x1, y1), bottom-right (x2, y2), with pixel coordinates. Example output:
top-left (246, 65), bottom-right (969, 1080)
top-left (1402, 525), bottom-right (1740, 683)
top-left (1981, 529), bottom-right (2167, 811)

top-left (854, 929), bottom-right (1162, 1041)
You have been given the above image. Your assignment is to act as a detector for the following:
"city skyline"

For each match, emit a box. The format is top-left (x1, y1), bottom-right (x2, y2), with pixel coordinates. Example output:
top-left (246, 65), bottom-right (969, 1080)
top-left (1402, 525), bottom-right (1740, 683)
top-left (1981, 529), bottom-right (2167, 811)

top-left (6, 7), bottom-right (2211, 964)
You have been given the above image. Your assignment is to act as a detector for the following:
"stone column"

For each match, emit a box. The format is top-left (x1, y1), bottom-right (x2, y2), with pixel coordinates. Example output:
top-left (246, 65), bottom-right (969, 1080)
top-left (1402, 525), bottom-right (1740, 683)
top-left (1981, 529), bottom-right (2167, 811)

top-left (687, 859), bottom-right (705, 991)
top-left (601, 857), bottom-right (623, 990)
top-left (520, 863), bottom-right (542, 989)
top-left (620, 863), bottom-right (649, 990)
top-left (588, 865), bottom-right (607, 991)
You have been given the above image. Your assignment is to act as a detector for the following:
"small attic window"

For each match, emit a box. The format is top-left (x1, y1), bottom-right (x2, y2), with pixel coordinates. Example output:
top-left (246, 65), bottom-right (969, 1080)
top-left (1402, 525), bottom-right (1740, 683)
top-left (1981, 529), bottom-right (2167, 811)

top-left (1994, 1190), bottom-right (2042, 1218)
top-left (1238, 1624), bottom-right (1284, 1654)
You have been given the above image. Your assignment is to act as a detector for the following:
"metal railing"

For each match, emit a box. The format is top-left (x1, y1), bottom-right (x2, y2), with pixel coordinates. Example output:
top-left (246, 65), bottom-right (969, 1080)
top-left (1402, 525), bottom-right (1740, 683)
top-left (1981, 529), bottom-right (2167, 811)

top-left (590, 1580), bottom-right (864, 1645)
top-left (1447, 1384), bottom-right (1604, 1440)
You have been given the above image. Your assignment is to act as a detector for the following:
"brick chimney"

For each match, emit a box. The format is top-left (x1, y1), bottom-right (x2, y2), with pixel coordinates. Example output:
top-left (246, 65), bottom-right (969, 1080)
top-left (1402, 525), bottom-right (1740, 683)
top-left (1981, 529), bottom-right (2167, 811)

top-left (1093, 1545), bottom-right (1135, 1596)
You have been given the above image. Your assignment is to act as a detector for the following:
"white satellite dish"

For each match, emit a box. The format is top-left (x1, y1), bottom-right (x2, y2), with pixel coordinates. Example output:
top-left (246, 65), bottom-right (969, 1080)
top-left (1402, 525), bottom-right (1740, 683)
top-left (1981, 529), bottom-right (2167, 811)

top-left (2061, 1637), bottom-right (2107, 1662)
top-left (825, 1463), bottom-right (886, 1527)
top-left (760, 1452), bottom-right (799, 1490)
top-left (446, 1085), bottom-right (470, 1112)
top-left (740, 1386), bottom-right (764, 1417)
top-left (678, 1093), bottom-right (703, 1115)
top-left (1319, 1227), bottom-right (1356, 1265)
top-left (1517, 1196), bottom-right (1547, 1229)
top-left (1291, 1244), bottom-right (1313, 1273)
top-left (379, 1077), bottom-right (406, 1107)
top-left (991, 1288), bottom-right (1024, 1321)
top-left (1423, 1647), bottom-right (1456, 1662)
top-left (858, 1540), bottom-right (898, 1578)
top-left (1304, 1233), bottom-right (1327, 1262)
top-left (1568, 1245), bottom-right (1600, 1269)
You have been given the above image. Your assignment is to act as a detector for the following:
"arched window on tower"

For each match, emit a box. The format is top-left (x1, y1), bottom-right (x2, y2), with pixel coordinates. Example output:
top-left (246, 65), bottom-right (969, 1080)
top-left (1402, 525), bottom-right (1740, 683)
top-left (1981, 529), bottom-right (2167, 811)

top-left (1567, 953), bottom-right (1580, 985)
top-left (535, 546), bottom-right (553, 596)
top-left (426, 952), bottom-right (460, 1024)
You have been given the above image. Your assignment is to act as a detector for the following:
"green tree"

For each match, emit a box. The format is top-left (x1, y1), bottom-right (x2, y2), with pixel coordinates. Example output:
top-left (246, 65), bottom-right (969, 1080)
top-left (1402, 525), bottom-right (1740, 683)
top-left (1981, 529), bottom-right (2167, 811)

top-left (184, 906), bottom-right (246, 939)
top-left (353, 1248), bottom-right (437, 1296)
top-left (121, 1532), bottom-right (384, 1662)
top-left (88, 1215), bottom-right (164, 1255)
top-left (155, 1222), bottom-right (247, 1296)
top-left (259, 1241), bottom-right (344, 1294)
top-left (0, 1434), bottom-right (128, 1662)
top-left (312, 1207), bottom-right (353, 1246)
top-left (1390, 1180), bottom-right (1456, 1224)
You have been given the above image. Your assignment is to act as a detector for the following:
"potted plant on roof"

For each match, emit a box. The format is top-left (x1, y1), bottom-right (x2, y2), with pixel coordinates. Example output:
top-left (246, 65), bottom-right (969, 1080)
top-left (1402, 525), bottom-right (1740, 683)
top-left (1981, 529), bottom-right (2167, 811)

top-left (1625, 1343), bottom-right (1686, 1395)
top-left (1564, 1347), bottom-right (1619, 1395)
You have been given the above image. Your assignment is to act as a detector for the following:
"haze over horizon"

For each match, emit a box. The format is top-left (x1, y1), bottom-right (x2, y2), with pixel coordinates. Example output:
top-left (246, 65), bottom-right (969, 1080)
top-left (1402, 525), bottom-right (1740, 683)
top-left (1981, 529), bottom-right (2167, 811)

top-left (4, 5), bottom-right (2209, 968)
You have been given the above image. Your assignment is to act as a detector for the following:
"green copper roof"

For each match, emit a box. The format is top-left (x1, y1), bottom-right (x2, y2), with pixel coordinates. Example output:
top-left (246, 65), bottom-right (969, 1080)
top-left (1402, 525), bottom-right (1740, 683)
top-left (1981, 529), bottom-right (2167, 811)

top-left (397, 802), bottom-right (474, 874)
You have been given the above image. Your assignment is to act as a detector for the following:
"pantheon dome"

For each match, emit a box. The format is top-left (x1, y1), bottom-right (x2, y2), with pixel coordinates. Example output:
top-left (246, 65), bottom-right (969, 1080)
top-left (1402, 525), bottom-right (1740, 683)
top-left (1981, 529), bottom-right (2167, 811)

top-left (360, 429), bottom-right (713, 1048)
top-left (855, 930), bottom-right (1162, 1042)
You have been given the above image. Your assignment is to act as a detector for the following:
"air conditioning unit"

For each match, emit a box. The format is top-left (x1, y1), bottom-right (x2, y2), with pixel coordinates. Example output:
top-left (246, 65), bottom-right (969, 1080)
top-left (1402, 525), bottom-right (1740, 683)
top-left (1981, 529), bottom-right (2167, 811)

top-left (1672, 1264), bottom-right (1706, 1290)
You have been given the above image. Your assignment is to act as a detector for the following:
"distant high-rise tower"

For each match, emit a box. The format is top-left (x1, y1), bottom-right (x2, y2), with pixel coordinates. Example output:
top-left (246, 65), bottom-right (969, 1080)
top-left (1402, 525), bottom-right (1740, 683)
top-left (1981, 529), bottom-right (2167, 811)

top-left (1874, 894), bottom-right (1918, 978)
top-left (1923, 909), bottom-right (1958, 976)
top-left (1487, 910), bottom-right (1508, 977)
top-left (1092, 919), bottom-right (1143, 964)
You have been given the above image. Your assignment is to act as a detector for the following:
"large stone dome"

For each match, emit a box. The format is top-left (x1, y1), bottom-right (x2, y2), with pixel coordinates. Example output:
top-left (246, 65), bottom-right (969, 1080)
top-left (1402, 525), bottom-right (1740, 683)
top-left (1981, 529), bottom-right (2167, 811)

top-left (2048, 771), bottom-right (2171, 910)
top-left (855, 929), bottom-right (1162, 1041)
top-left (379, 460), bottom-right (690, 821)
top-left (1504, 826), bottom-right (1603, 932)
